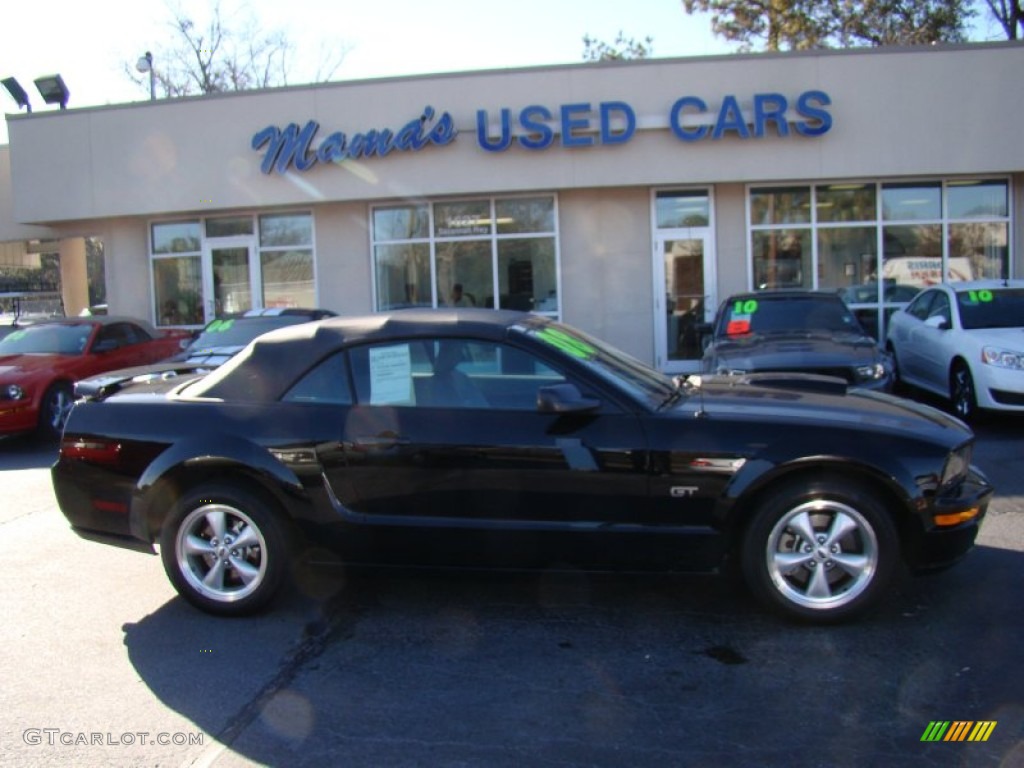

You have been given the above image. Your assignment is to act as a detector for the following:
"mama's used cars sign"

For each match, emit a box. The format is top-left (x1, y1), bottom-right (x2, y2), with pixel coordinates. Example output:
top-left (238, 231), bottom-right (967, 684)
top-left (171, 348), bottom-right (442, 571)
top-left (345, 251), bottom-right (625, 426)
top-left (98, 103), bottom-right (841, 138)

top-left (251, 90), bottom-right (832, 175)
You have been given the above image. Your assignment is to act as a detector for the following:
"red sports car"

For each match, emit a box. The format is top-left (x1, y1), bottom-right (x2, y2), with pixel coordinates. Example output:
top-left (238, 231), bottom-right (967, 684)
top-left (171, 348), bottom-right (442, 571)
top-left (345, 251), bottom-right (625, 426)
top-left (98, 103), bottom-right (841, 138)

top-left (0, 316), bottom-right (191, 440)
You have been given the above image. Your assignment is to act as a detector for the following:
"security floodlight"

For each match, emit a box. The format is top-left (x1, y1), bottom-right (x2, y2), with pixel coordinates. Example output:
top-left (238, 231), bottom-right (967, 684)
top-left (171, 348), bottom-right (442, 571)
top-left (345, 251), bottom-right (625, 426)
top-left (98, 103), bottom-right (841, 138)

top-left (34, 74), bottom-right (69, 110)
top-left (136, 52), bottom-right (155, 100)
top-left (2, 77), bottom-right (31, 112)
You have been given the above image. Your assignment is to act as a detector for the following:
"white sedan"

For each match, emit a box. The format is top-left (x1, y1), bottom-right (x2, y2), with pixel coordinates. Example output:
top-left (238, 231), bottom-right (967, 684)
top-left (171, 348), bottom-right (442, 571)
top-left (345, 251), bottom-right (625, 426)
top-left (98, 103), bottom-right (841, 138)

top-left (885, 279), bottom-right (1024, 420)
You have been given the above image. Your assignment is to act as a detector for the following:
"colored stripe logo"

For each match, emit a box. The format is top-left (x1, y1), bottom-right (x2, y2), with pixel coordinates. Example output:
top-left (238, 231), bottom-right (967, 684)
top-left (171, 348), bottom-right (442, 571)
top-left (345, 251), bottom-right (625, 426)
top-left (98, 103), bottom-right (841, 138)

top-left (921, 721), bottom-right (997, 742)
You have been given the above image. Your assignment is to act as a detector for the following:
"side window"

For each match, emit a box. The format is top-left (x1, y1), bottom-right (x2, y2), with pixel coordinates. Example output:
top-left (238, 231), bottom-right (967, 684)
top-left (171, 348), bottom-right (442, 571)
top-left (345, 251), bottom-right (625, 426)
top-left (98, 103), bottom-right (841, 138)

top-left (906, 291), bottom-right (936, 321)
top-left (282, 351), bottom-right (353, 405)
top-left (349, 338), bottom-right (567, 410)
top-left (350, 341), bottom-right (426, 406)
top-left (928, 292), bottom-right (951, 324)
top-left (97, 323), bottom-right (131, 349)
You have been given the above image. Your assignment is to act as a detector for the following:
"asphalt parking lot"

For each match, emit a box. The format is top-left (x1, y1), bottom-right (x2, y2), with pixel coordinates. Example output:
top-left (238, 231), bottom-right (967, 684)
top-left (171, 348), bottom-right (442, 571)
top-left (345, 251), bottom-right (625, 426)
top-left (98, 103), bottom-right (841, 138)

top-left (1, 412), bottom-right (1022, 768)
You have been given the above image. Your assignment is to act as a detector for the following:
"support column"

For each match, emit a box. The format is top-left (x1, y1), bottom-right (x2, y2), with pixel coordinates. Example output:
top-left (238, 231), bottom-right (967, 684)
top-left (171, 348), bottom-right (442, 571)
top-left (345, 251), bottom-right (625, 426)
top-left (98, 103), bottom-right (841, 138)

top-left (58, 237), bottom-right (89, 316)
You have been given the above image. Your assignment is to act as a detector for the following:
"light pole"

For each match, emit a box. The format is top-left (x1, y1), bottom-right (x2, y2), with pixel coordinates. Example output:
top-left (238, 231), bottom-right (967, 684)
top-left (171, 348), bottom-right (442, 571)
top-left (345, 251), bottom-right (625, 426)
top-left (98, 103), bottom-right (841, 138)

top-left (136, 51), bottom-right (155, 100)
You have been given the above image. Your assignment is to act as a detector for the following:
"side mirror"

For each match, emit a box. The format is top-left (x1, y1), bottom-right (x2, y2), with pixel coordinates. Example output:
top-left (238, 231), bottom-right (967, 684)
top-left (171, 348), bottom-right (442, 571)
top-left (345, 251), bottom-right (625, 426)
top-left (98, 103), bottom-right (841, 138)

top-left (537, 383), bottom-right (600, 414)
top-left (925, 315), bottom-right (950, 331)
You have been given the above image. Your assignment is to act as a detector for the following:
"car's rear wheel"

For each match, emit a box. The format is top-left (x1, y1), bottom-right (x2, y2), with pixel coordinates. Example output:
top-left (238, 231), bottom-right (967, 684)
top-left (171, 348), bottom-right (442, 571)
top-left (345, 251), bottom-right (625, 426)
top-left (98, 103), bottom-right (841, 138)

top-left (160, 483), bottom-right (290, 616)
top-left (950, 361), bottom-right (977, 422)
top-left (38, 382), bottom-right (73, 441)
top-left (741, 476), bottom-right (898, 623)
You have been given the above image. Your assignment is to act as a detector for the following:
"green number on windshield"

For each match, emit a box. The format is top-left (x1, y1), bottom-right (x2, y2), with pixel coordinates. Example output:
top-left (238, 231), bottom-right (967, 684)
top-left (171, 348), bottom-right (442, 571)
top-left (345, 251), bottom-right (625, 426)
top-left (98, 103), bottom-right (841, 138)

top-left (967, 290), bottom-right (993, 304)
top-left (733, 299), bottom-right (758, 314)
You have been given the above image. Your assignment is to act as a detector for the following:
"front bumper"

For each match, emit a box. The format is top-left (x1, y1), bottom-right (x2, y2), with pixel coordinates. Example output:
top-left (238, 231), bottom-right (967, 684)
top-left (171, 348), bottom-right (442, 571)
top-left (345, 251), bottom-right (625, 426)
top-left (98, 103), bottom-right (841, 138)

top-left (0, 400), bottom-right (39, 435)
top-left (906, 466), bottom-right (993, 571)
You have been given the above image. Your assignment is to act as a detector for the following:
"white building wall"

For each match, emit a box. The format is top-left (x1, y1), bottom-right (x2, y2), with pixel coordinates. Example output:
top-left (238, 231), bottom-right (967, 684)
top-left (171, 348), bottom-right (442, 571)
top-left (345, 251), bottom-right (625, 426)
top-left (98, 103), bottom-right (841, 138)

top-left (559, 188), bottom-right (653, 361)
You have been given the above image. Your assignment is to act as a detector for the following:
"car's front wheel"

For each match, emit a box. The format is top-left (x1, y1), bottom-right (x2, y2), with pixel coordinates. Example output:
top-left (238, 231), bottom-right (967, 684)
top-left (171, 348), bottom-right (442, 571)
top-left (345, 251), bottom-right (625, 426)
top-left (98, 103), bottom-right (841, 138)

top-left (38, 381), bottom-right (73, 441)
top-left (741, 476), bottom-right (898, 623)
top-left (950, 361), bottom-right (978, 422)
top-left (160, 483), bottom-right (290, 616)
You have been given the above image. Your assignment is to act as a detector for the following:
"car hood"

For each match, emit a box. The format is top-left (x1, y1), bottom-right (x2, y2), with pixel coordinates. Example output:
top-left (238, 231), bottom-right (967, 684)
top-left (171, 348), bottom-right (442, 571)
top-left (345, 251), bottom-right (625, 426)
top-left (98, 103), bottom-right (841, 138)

top-left (0, 353), bottom-right (76, 380)
top-left (674, 373), bottom-right (967, 443)
top-left (708, 333), bottom-right (882, 371)
top-left (964, 327), bottom-right (1024, 346)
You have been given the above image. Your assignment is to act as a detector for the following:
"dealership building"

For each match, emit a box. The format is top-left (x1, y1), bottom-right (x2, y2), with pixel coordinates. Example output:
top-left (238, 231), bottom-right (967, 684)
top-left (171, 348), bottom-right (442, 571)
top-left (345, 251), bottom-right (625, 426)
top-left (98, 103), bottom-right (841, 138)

top-left (1, 42), bottom-right (1022, 372)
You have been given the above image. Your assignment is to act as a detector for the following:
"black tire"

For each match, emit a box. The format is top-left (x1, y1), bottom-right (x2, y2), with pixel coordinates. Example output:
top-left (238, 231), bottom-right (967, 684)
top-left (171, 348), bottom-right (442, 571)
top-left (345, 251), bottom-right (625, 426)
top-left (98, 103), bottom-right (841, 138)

top-left (741, 476), bottom-right (898, 623)
top-left (37, 381), bottom-right (74, 441)
top-left (160, 483), bottom-right (290, 616)
top-left (950, 361), bottom-right (977, 423)
top-left (885, 343), bottom-right (908, 396)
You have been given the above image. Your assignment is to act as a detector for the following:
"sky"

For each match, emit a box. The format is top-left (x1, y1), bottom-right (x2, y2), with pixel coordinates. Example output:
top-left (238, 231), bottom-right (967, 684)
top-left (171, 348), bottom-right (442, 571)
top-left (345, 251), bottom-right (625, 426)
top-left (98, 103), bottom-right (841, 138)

top-left (0, 0), bottom-right (737, 144)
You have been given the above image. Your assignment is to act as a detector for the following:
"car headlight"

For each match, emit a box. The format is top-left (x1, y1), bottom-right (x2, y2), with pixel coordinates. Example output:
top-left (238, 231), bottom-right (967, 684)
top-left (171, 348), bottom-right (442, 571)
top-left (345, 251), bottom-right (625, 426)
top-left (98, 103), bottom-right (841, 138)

top-left (855, 362), bottom-right (888, 381)
top-left (940, 444), bottom-right (972, 489)
top-left (2, 384), bottom-right (25, 401)
top-left (981, 346), bottom-right (1024, 370)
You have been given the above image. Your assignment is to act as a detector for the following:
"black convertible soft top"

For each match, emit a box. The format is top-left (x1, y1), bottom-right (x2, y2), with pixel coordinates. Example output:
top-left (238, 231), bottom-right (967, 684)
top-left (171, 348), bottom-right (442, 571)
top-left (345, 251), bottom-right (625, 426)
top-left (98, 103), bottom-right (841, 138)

top-left (188, 308), bottom-right (541, 402)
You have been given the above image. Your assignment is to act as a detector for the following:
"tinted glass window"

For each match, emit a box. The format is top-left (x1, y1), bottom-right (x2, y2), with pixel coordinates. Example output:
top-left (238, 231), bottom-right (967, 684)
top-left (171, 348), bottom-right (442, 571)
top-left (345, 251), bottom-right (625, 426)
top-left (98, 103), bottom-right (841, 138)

top-left (956, 287), bottom-right (1024, 330)
top-left (283, 352), bottom-right (352, 404)
top-left (349, 339), bottom-right (567, 410)
top-left (904, 291), bottom-right (933, 320)
top-left (187, 316), bottom-right (316, 352)
top-left (0, 323), bottom-right (93, 354)
top-left (718, 296), bottom-right (861, 336)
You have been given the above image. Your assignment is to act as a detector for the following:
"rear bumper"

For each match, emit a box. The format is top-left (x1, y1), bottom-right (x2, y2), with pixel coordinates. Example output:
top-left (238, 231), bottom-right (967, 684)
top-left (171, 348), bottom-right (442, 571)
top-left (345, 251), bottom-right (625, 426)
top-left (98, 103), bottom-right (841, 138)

top-left (69, 525), bottom-right (155, 554)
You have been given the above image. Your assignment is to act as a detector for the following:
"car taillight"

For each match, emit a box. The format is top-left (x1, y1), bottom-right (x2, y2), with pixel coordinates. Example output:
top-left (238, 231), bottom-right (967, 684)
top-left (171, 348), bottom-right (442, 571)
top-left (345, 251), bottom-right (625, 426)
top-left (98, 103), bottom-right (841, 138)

top-left (60, 437), bottom-right (122, 465)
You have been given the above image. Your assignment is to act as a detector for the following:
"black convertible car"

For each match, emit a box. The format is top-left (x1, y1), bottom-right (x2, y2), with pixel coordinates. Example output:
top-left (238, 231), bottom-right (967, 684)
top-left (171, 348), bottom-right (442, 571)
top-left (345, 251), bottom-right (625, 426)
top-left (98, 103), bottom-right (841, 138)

top-left (702, 291), bottom-right (894, 390)
top-left (53, 309), bottom-right (991, 622)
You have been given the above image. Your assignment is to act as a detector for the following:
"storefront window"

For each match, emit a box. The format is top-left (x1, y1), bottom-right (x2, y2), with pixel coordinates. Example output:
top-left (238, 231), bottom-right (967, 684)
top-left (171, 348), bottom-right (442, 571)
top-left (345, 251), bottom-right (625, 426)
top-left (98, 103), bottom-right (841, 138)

top-left (153, 256), bottom-right (203, 325)
top-left (818, 227), bottom-right (878, 290)
top-left (497, 197), bottom-right (556, 234)
top-left (948, 222), bottom-right (1009, 280)
top-left (748, 178), bottom-right (1012, 340)
top-left (151, 212), bottom-right (315, 325)
top-left (752, 230), bottom-right (810, 289)
top-left (259, 213), bottom-right (313, 247)
top-left (373, 205), bottom-right (429, 241)
top-left (206, 216), bottom-right (254, 238)
top-left (152, 221), bottom-right (201, 254)
top-left (816, 184), bottom-right (876, 223)
top-left (434, 200), bottom-right (492, 237)
top-left (947, 180), bottom-right (1008, 219)
top-left (750, 187), bottom-right (811, 226)
top-left (262, 250), bottom-right (315, 307)
top-left (152, 221), bottom-right (204, 325)
top-left (498, 239), bottom-right (557, 312)
top-left (371, 195), bottom-right (560, 316)
top-left (375, 243), bottom-right (431, 309)
top-left (655, 191), bottom-right (710, 228)
top-left (882, 183), bottom-right (941, 221)
top-left (436, 240), bottom-right (492, 307)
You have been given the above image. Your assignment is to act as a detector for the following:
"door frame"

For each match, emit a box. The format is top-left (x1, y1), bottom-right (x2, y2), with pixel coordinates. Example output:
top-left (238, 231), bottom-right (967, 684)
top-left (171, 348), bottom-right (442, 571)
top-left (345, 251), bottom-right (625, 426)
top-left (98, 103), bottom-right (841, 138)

top-left (201, 235), bottom-right (259, 323)
top-left (652, 228), bottom-right (717, 374)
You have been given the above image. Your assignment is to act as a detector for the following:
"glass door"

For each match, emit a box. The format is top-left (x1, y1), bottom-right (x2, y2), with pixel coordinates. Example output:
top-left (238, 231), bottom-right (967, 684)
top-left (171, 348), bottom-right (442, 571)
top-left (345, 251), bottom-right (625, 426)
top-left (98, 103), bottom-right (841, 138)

top-left (654, 232), bottom-right (716, 373)
top-left (203, 237), bottom-right (258, 322)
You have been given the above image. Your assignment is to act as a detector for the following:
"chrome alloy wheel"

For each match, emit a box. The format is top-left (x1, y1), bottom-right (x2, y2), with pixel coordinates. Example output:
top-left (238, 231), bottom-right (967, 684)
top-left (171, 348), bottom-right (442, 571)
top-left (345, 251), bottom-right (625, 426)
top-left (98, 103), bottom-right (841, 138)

top-left (175, 503), bottom-right (268, 603)
top-left (765, 499), bottom-right (879, 611)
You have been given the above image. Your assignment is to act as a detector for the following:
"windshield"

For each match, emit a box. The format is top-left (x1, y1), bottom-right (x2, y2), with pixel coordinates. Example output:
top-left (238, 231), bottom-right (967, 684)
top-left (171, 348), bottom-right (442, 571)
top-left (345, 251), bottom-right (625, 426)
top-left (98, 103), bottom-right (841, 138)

top-left (186, 316), bottom-right (315, 352)
top-left (0, 323), bottom-right (93, 355)
top-left (518, 321), bottom-right (675, 407)
top-left (956, 287), bottom-right (1024, 330)
top-left (718, 295), bottom-right (864, 337)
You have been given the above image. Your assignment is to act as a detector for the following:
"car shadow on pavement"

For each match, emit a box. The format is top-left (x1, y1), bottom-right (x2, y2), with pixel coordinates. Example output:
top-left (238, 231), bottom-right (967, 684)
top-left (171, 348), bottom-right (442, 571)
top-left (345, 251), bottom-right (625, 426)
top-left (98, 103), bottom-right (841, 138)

top-left (0, 435), bottom-right (58, 470)
top-left (122, 546), bottom-right (1024, 768)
